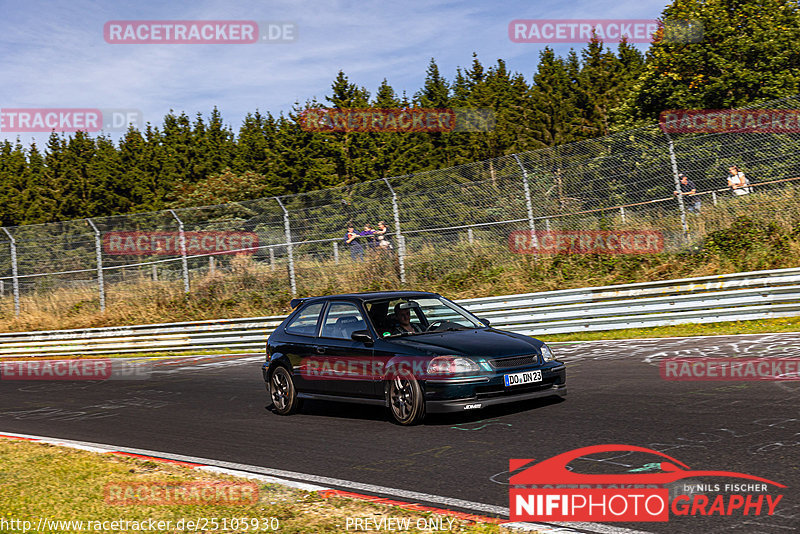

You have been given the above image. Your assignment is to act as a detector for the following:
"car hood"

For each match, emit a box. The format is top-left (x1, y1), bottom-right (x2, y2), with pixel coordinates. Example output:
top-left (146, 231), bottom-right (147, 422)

top-left (385, 328), bottom-right (542, 358)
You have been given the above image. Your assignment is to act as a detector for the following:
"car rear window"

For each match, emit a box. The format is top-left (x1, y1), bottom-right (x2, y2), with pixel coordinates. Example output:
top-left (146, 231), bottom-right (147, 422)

top-left (285, 302), bottom-right (324, 336)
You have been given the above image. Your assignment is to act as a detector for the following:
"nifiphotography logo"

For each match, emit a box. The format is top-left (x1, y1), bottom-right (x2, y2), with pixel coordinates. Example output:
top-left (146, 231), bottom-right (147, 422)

top-left (510, 444), bottom-right (785, 522)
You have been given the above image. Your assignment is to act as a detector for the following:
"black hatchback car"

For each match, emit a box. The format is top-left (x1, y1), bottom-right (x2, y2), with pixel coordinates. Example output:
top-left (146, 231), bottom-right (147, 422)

top-left (262, 291), bottom-right (566, 425)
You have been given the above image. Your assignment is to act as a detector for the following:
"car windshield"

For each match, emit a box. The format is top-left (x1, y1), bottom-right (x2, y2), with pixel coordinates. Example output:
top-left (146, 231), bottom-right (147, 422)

top-left (365, 296), bottom-right (484, 337)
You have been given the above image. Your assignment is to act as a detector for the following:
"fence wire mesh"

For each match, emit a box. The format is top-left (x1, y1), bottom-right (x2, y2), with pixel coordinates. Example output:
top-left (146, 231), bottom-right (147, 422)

top-left (2, 94), bottom-right (800, 316)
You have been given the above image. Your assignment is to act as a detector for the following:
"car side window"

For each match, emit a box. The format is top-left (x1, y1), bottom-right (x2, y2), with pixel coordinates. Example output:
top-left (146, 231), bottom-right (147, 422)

top-left (284, 302), bottom-right (324, 336)
top-left (320, 302), bottom-right (366, 340)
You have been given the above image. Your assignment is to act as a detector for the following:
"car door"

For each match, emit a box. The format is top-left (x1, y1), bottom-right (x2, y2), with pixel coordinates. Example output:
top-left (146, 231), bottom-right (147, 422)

top-left (280, 301), bottom-right (326, 394)
top-left (313, 301), bottom-right (376, 397)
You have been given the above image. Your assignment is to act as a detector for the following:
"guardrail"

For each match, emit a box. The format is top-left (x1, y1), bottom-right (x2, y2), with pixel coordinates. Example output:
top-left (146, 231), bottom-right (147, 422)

top-left (2, 266), bottom-right (799, 357)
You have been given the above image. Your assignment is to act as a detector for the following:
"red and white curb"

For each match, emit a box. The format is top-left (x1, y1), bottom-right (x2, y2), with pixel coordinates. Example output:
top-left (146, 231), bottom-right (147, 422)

top-left (0, 431), bottom-right (651, 534)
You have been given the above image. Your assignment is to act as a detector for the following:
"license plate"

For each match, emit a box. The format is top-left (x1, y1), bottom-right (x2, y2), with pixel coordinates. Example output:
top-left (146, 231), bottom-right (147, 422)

top-left (504, 370), bottom-right (542, 387)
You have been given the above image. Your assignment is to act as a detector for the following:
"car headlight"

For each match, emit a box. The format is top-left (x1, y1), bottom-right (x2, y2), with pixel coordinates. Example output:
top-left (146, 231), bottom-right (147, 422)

top-left (540, 344), bottom-right (555, 362)
top-left (427, 356), bottom-right (480, 376)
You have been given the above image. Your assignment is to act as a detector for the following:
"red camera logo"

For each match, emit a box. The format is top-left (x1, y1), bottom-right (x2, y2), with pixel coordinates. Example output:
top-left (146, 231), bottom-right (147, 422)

top-left (510, 445), bottom-right (784, 523)
top-left (102, 231), bottom-right (259, 256)
top-left (509, 230), bottom-right (663, 254)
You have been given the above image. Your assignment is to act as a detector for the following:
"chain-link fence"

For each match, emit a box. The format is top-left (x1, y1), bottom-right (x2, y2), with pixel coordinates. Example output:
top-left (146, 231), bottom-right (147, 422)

top-left (2, 94), bottom-right (800, 316)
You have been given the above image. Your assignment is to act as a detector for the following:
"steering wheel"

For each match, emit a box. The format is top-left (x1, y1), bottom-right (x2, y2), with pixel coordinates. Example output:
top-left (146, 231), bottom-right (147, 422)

top-left (426, 320), bottom-right (446, 332)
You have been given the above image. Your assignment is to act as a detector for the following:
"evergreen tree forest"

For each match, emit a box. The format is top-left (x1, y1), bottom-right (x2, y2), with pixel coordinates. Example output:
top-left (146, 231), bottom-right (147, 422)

top-left (1, 0), bottom-right (799, 227)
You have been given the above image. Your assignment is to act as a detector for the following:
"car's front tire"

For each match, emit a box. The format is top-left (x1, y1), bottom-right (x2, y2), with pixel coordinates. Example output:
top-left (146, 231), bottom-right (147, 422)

top-left (386, 369), bottom-right (425, 425)
top-left (269, 366), bottom-right (300, 415)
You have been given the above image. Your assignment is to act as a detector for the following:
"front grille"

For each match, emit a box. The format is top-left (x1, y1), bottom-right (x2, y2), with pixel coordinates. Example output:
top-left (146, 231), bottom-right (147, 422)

top-left (488, 354), bottom-right (540, 370)
top-left (475, 380), bottom-right (556, 399)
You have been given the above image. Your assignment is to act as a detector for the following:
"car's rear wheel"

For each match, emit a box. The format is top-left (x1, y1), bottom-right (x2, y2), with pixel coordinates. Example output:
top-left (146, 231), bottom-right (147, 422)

top-left (386, 370), bottom-right (425, 425)
top-left (270, 366), bottom-right (300, 415)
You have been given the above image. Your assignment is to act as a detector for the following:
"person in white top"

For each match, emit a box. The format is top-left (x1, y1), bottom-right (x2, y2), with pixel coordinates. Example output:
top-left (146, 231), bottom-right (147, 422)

top-left (728, 165), bottom-right (751, 195)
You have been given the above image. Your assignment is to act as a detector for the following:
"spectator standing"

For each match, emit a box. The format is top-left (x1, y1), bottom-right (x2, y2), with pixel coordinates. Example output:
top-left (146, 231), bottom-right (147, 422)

top-left (374, 221), bottom-right (393, 250)
top-left (728, 165), bottom-right (751, 196)
top-left (344, 225), bottom-right (364, 261)
top-left (361, 225), bottom-right (378, 250)
top-left (674, 173), bottom-right (701, 213)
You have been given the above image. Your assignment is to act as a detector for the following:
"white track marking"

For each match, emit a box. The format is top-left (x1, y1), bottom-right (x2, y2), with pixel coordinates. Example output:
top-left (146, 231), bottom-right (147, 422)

top-left (0, 431), bottom-right (654, 534)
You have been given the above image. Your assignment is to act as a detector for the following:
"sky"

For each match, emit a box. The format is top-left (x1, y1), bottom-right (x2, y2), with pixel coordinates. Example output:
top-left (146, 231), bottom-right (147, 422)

top-left (0, 0), bottom-right (672, 148)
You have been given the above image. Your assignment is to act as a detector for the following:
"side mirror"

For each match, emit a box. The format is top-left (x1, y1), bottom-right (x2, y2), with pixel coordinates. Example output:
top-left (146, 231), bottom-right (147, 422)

top-left (351, 330), bottom-right (374, 344)
top-left (479, 317), bottom-right (491, 327)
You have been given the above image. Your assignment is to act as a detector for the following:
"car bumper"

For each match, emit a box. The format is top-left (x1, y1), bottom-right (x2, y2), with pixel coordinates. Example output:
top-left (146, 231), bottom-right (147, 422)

top-left (426, 383), bottom-right (566, 413)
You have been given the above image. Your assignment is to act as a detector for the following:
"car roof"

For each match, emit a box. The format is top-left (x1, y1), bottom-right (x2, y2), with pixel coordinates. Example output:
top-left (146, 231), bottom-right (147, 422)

top-left (290, 291), bottom-right (439, 309)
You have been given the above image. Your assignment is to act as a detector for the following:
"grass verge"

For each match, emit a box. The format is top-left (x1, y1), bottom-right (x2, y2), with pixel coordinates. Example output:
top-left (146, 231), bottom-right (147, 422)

top-left (0, 438), bottom-right (515, 534)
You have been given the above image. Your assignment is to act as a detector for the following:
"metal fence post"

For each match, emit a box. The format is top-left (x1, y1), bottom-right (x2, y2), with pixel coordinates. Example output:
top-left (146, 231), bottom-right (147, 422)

top-left (664, 132), bottom-right (690, 241)
top-left (1, 227), bottom-right (20, 317)
top-left (269, 247), bottom-right (276, 271)
top-left (86, 218), bottom-right (106, 312)
top-left (467, 227), bottom-right (474, 244)
top-left (512, 154), bottom-right (536, 233)
top-left (168, 209), bottom-right (190, 293)
top-left (383, 178), bottom-right (406, 284)
top-left (275, 197), bottom-right (296, 295)
top-left (398, 235), bottom-right (406, 271)
top-left (209, 255), bottom-right (216, 275)
top-left (512, 154), bottom-right (538, 247)
top-left (333, 242), bottom-right (339, 264)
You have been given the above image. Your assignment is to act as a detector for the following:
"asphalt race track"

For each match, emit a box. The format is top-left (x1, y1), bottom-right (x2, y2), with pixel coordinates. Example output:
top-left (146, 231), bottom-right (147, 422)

top-left (2, 333), bottom-right (799, 534)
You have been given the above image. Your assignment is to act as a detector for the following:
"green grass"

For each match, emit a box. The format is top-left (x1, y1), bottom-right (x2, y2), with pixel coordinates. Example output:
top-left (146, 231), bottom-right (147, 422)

top-left (0, 438), bottom-right (515, 534)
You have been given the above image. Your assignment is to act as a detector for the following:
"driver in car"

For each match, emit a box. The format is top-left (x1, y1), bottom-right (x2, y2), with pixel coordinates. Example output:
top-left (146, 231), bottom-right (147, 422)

top-left (391, 302), bottom-right (422, 334)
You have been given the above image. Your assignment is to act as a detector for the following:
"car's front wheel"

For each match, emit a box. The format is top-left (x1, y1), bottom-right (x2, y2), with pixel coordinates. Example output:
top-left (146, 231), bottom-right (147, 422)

top-left (269, 366), bottom-right (300, 415)
top-left (386, 370), bottom-right (425, 425)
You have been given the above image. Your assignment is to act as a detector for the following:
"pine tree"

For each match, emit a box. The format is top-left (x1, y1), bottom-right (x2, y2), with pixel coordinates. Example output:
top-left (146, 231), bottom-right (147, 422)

top-left (324, 71), bottom-right (374, 185)
top-left (529, 48), bottom-right (584, 147)
top-left (20, 144), bottom-right (53, 224)
top-left (0, 141), bottom-right (29, 226)
top-left (623, 0), bottom-right (800, 122)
